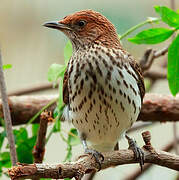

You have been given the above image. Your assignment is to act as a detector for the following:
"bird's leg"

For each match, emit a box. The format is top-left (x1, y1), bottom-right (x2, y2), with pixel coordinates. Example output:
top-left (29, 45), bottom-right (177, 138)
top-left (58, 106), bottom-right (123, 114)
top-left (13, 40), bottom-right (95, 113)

top-left (114, 142), bottom-right (119, 151)
top-left (80, 133), bottom-right (104, 171)
top-left (125, 134), bottom-right (145, 171)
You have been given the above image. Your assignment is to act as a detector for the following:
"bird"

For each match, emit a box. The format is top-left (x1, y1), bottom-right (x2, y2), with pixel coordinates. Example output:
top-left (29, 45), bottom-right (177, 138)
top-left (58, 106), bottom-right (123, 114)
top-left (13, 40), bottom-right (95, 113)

top-left (44, 9), bottom-right (145, 170)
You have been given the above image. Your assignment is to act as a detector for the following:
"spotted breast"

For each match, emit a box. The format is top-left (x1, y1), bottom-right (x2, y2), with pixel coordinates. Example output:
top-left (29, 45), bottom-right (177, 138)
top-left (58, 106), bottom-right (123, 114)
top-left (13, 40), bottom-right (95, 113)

top-left (63, 43), bottom-right (143, 152)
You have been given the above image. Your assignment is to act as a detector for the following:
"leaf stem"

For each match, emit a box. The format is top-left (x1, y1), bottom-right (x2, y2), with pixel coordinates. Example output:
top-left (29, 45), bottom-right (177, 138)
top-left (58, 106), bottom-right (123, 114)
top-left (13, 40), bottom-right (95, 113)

top-left (120, 18), bottom-right (160, 40)
top-left (25, 99), bottom-right (57, 127)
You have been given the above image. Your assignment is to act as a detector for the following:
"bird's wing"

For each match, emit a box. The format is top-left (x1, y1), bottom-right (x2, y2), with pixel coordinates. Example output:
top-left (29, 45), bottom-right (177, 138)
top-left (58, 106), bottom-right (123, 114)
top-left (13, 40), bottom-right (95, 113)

top-left (129, 59), bottom-right (145, 100)
top-left (63, 68), bottom-right (69, 105)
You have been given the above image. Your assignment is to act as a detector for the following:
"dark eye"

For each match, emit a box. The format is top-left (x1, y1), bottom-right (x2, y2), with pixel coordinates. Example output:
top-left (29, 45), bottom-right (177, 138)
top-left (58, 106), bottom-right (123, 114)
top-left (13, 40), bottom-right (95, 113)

top-left (77, 20), bottom-right (86, 27)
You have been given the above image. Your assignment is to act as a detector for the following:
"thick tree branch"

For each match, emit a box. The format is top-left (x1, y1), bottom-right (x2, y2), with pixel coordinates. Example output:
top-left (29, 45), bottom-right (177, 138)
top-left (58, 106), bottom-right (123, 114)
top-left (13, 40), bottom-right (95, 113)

top-left (1, 93), bottom-right (179, 126)
top-left (0, 95), bottom-right (57, 125)
top-left (0, 49), bottom-right (17, 165)
top-left (8, 131), bottom-right (179, 180)
top-left (138, 93), bottom-right (179, 122)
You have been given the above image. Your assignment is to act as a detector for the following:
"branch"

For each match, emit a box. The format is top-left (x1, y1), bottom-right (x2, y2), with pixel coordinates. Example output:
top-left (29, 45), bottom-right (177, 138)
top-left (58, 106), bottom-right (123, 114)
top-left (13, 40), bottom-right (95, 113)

top-left (127, 122), bottom-right (155, 133)
top-left (0, 49), bottom-right (17, 165)
top-left (0, 95), bottom-right (57, 125)
top-left (124, 138), bottom-right (179, 180)
top-left (1, 93), bottom-right (179, 126)
top-left (140, 46), bottom-right (169, 72)
top-left (138, 93), bottom-right (179, 122)
top-left (143, 68), bottom-right (166, 80)
top-left (8, 131), bottom-right (179, 180)
top-left (7, 82), bottom-right (55, 96)
top-left (32, 111), bottom-right (50, 163)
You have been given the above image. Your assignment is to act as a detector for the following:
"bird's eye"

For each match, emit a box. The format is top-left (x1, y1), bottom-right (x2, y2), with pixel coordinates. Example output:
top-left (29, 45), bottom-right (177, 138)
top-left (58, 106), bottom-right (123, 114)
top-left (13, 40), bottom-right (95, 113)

top-left (77, 20), bottom-right (86, 27)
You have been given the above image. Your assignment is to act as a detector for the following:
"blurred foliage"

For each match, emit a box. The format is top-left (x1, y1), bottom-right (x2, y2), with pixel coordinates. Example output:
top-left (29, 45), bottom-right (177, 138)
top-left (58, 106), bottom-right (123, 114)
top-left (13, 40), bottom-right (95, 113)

top-left (63, 128), bottom-right (80, 162)
top-left (2, 64), bottom-right (12, 70)
top-left (0, 125), bottom-right (38, 177)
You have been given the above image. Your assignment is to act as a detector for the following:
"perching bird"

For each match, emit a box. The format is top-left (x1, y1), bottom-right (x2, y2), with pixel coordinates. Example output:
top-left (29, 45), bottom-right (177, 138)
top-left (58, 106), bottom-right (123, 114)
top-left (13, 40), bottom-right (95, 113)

top-left (44, 10), bottom-right (145, 169)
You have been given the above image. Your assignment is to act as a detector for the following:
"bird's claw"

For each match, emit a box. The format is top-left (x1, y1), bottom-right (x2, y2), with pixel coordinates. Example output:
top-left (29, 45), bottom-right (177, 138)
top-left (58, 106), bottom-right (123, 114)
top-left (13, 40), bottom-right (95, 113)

top-left (125, 135), bottom-right (145, 171)
top-left (85, 148), bottom-right (104, 171)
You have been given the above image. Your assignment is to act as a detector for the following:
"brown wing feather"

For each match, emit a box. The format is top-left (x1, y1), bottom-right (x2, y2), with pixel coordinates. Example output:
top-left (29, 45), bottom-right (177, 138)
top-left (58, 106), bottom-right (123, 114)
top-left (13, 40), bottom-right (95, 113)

top-left (129, 59), bottom-right (145, 100)
top-left (63, 68), bottom-right (69, 105)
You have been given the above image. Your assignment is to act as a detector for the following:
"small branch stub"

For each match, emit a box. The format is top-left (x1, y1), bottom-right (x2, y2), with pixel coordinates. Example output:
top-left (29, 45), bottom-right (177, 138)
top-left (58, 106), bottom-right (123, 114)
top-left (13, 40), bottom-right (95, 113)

top-left (33, 111), bottom-right (53, 163)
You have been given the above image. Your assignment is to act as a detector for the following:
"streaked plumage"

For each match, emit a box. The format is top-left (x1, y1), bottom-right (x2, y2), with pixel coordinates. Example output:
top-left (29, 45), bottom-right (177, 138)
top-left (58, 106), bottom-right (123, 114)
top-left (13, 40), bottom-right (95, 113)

top-left (44, 10), bottom-right (145, 153)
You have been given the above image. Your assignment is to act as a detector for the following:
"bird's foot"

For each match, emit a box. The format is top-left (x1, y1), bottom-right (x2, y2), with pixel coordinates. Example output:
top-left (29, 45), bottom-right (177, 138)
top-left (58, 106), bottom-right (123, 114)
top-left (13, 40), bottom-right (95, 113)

top-left (84, 148), bottom-right (104, 171)
top-left (125, 134), bottom-right (145, 171)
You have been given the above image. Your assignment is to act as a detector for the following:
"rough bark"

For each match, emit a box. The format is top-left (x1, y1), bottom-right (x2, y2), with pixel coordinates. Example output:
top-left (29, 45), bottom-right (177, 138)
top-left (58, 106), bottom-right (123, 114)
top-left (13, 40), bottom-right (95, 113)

top-left (8, 149), bottom-right (179, 180)
top-left (8, 131), bottom-right (179, 180)
top-left (1, 93), bottom-right (179, 126)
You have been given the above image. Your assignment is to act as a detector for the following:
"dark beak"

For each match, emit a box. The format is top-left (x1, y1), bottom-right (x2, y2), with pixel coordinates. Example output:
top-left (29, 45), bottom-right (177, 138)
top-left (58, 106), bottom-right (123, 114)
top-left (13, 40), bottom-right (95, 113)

top-left (43, 21), bottom-right (72, 30)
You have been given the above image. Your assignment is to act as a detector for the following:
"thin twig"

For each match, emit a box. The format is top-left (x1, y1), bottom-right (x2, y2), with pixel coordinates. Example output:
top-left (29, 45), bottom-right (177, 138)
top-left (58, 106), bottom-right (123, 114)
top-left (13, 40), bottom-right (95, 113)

top-left (0, 49), bottom-right (17, 165)
top-left (127, 122), bottom-right (155, 133)
top-left (173, 123), bottom-right (178, 154)
top-left (143, 68), bottom-right (166, 80)
top-left (140, 46), bottom-right (169, 72)
top-left (7, 82), bottom-right (55, 96)
top-left (170, 0), bottom-right (176, 10)
top-left (8, 131), bottom-right (179, 179)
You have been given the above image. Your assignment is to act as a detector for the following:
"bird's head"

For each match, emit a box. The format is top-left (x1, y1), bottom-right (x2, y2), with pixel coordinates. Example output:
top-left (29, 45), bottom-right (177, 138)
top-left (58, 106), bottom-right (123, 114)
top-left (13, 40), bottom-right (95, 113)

top-left (44, 10), bottom-right (121, 51)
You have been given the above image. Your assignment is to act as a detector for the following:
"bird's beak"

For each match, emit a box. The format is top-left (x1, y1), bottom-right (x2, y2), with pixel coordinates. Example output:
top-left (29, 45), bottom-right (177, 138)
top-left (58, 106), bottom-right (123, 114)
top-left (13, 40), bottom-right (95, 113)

top-left (43, 21), bottom-right (72, 31)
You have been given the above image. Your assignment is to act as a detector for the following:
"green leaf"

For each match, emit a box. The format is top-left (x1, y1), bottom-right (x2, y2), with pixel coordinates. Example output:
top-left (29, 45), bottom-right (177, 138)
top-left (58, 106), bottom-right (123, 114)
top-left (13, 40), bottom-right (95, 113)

top-left (64, 41), bottom-right (72, 65)
top-left (167, 34), bottom-right (179, 96)
top-left (0, 131), bottom-right (6, 151)
top-left (67, 128), bottom-right (80, 146)
top-left (144, 78), bottom-right (151, 92)
top-left (14, 128), bottom-right (28, 145)
top-left (0, 152), bottom-right (11, 168)
top-left (128, 28), bottom-right (174, 44)
top-left (12, 127), bottom-right (37, 164)
top-left (53, 106), bottom-right (60, 119)
top-left (0, 117), bottom-right (5, 127)
top-left (3, 64), bottom-right (12, 70)
top-left (64, 144), bottom-right (72, 162)
top-left (47, 63), bottom-right (66, 83)
top-left (32, 124), bottom-right (39, 137)
top-left (58, 78), bottom-right (64, 108)
top-left (25, 136), bottom-right (36, 149)
top-left (16, 143), bottom-right (33, 163)
top-left (155, 6), bottom-right (179, 28)
top-left (53, 119), bottom-right (61, 132)
top-left (16, 135), bottom-right (36, 164)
